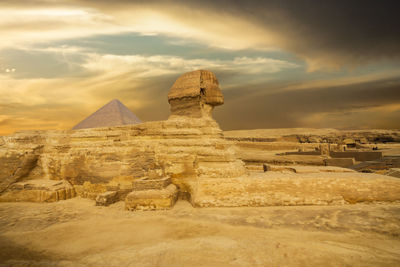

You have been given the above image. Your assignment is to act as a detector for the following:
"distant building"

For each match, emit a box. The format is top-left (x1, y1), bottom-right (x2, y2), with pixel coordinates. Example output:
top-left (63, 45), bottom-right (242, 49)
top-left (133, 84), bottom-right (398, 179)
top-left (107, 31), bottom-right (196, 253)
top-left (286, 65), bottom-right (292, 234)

top-left (72, 99), bottom-right (141, 130)
top-left (343, 138), bottom-right (356, 149)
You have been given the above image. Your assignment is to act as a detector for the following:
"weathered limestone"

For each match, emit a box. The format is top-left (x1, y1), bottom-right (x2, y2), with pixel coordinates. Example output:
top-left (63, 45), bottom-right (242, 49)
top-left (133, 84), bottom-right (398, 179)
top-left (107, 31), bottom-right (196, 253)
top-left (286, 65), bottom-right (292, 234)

top-left (0, 147), bottom-right (42, 194)
top-left (225, 127), bottom-right (400, 174)
top-left (324, 158), bottom-right (355, 168)
top-left (0, 179), bottom-right (75, 202)
top-left (330, 151), bottom-right (382, 161)
top-left (190, 173), bottom-right (400, 207)
top-left (95, 191), bottom-right (119, 206)
top-left (132, 177), bottom-right (171, 190)
top-left (0, 113), bottom-right (245, 205)
top-left (124, 175), bottom-right (179, 210)
top-left (168, 70), bottom-right (223, 118)
top-left (262, 164), bottom-right (355, 174)
top-left (125, 184), bottom-right (178, 211)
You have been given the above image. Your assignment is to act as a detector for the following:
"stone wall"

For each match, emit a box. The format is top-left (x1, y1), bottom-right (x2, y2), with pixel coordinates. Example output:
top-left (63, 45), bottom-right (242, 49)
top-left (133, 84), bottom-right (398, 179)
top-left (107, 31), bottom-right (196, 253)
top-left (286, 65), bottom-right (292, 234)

top-left (330, 151), bottom-right (382, 161)
top-left (190, 173), bottom-right (400, 207)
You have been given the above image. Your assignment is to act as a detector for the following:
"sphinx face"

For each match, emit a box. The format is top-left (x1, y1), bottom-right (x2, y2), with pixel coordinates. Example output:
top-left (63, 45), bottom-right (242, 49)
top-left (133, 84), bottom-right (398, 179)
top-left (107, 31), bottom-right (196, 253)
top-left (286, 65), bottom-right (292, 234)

top-left (168, 70), bottom-right (224, 118)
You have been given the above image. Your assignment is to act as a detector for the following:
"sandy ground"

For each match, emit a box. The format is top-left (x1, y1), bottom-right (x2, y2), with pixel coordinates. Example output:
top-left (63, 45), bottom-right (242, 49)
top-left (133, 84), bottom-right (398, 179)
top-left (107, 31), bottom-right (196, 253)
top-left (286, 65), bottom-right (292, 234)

top-left (1, 198), bottom-right (400, 266)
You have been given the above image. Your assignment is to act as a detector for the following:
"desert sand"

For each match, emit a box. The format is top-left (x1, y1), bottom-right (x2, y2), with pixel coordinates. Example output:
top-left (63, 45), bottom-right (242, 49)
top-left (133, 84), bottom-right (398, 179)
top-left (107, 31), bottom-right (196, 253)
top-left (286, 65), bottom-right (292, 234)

top-left (1, 198), bottom-right (400, 266)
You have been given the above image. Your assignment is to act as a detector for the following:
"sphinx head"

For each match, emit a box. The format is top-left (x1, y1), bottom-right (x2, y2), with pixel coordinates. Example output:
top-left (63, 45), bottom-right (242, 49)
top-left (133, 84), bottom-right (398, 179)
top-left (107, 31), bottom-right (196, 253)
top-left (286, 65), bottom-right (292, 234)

top-left (168, 70), bottom-right (224, 118)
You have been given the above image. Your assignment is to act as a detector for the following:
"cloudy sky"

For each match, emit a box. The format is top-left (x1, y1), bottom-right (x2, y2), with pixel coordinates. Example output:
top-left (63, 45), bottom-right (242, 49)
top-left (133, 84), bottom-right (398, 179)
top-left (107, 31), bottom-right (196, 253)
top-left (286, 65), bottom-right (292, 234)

top-left (1, 0), bottom-right (399, 135)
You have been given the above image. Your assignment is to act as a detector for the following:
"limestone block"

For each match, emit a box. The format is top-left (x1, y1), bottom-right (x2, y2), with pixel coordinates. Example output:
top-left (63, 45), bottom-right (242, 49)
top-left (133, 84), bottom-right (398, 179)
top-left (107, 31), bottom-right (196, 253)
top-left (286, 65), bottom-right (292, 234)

top-left (324, 158), bottom-right (355, 168)
top-left (330, 151), bottom-right (382, 161)
top-left (132, 177), bottom-right (171, 191)
top-left (0, 179), bottom-right (75, 202)
top-left (259, 164), bottom-right (354, 174)
top-left (233, 141), bottom-right (307, 151)
top-left (74, 182), bottom-right (107, 200)
top-left (125, 184), bottom-right (178, 211)
top-left (239, 151), bottom-right (326, 166)
top-left (159, 154), bottom-right (198, 178)
top-left (197, 161), bottom-right (247, 178)
top-left (189, 172), bottom-right (400, 207)
top-left (95, 191), bottom-right (119, 206)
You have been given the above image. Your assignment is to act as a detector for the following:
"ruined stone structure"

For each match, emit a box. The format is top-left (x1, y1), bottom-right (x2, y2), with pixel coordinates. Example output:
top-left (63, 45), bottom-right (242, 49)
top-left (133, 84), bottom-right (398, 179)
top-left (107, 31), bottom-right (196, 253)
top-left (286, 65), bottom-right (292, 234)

top-left (1, 70), bottom-right (400, 209)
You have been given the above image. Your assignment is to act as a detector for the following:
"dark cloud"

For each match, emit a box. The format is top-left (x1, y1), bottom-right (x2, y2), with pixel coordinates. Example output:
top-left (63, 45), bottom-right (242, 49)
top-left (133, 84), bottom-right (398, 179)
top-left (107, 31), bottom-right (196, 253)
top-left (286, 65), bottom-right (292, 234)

top-left (214, 77), bottom-right (400, 130)
top-left (186, 0), bottom-right (400, 69)
top-left (3, 0), bottom-right (399, 69)
top-left (77, 0), bottom-right (400, 69)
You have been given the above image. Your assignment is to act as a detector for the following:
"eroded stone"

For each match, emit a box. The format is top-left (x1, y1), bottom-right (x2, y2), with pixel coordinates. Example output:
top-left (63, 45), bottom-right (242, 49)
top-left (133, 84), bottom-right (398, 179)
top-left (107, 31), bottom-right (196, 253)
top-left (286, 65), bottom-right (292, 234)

top-left (95, 191), bottom-right (119, 206)
top-left (0, 179), bottom-right (75, 202)
top-left (125, 184), bottom-right (178, 211)
top-left (168, 70), bottom-right (223, 118)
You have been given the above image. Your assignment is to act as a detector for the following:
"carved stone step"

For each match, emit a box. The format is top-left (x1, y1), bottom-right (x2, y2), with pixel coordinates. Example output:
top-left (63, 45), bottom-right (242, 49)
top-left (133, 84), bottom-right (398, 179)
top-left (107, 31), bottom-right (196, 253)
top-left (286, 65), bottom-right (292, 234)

top-left (125, 184), bottom-right (178, 211)
top-left (0, 179), bottom-right (75, 202)
top-left (132, 177), bottom-right (171, 191)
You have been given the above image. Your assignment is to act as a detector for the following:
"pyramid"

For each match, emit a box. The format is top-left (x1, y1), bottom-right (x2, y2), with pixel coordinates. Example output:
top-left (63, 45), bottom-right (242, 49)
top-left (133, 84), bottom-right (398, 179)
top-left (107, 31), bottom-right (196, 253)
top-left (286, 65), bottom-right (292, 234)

top-left (72, 99), bottom-right (142, 130)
